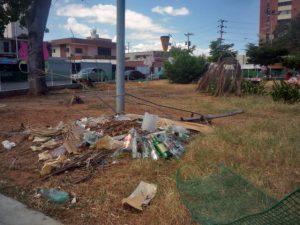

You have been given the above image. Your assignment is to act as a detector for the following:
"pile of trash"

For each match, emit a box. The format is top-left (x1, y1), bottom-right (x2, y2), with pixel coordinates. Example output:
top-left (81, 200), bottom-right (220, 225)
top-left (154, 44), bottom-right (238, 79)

top-left (25, 112), bottom-right (212, 178)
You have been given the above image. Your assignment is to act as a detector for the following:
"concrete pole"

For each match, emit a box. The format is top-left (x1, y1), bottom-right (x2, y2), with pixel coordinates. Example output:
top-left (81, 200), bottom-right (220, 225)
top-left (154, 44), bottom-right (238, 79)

top-left (14, 23), bottom-right (19, 60)
top-left (116, 0), bottom-right (125, 114)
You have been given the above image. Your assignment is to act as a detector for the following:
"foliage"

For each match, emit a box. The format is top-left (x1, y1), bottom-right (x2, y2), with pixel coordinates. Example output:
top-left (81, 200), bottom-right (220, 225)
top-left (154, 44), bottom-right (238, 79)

top-left (282, 54), bottom-right (300, 70)
top-left (241, 80), bottom-right (267, 96)
top-left (208, 39), bottom-right (237, 62)
top-left (208, 81), bottom-right (217, 95)
top-left (246, 43), bottom-right (288, 66)
top-left (270, 81), bottom-right (300, 104)
top-left (0, 0), bottom-right (29, 36)
top-left (164, 47), bottom-right (208, 84)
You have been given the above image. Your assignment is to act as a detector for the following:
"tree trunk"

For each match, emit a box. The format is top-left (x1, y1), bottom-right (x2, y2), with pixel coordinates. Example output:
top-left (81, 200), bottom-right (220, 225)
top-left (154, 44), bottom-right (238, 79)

top-left (25, 0), bottom-right (51, 95)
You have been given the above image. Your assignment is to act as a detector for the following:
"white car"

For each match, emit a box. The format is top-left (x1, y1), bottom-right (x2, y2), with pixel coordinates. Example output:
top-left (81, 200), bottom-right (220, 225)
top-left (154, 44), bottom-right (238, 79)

top-left (71, 68), bottom-right (108, 83)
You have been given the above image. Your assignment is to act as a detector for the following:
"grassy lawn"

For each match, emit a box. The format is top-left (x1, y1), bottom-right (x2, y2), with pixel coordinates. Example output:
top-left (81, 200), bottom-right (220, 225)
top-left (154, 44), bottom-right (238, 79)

top-left (0, 80), bottom-right (299, 224)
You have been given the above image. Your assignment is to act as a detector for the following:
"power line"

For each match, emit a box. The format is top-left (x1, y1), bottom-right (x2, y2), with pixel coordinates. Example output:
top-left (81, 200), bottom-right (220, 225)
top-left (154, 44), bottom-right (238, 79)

top-left (227, 20), bottom-right (258, 25)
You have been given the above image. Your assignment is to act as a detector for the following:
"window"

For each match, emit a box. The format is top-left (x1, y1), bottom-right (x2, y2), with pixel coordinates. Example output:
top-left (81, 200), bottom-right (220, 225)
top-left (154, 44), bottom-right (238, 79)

top-left (75, 48), bottom-right (83, 54)
top-left (3, 42), bottom-right (9, 52)
top-left (65, 47), bottom-right (69, 52)
top-left (52, 48), bottom-right (56, 53)
top-left (278, 1), bottom-right (292, 7)
top-left (10, 40), bottom-right (16, 53)
top-left (280, 10), bottom-right (291, 15)
top-left (98, 47), bottom-right (111, 56)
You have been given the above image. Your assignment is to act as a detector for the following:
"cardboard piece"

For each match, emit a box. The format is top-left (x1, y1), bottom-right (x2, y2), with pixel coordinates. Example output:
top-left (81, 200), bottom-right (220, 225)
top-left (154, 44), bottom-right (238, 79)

top-left (63, 124), bottom-right (83, 154)
top-left (126, 114), bottom-right (213, 134)
top-left (122, 181), bottom-right (157, 211)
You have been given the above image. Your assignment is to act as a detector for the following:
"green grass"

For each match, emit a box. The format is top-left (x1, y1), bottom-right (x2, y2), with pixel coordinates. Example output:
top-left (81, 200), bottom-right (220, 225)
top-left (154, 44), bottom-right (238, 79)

top-left (180, 94), bottom-right (300, 199)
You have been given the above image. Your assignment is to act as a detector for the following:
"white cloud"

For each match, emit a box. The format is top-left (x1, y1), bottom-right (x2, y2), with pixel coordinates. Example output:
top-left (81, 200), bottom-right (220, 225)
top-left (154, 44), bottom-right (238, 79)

top-left (127, 32), bottom-right (160, 42)
top-left (194, 47), bottom-right (210, 56)
top-left (152, 6), bottom-right (189, 16)
top-left (57, 4), bottom-right (174, 34)
top-left (64, 17), bottom-right (110, 39)
top-left (131, 41), bottom-right (162, 52)
top-left (64, 17), bottom-right (91, 37)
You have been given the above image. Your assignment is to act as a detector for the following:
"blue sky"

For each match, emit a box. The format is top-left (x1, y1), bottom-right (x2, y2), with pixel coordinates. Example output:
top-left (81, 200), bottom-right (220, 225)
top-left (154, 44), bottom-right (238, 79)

top-left (45, 0), bottom-right (260, 55)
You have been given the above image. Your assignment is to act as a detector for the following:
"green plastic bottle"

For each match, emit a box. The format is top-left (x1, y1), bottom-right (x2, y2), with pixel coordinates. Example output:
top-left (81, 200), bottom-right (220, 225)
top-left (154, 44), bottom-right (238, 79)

top-left (152, 136), bottom-right (170, 159)
top-left (39, 188), bottom-right (70, 204)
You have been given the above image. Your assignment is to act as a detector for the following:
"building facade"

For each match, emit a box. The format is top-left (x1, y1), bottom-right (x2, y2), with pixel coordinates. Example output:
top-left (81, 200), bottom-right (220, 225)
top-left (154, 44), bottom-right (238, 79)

top-left (260, 0), bottom-right (300, 42)
top-left (51, 37), bottom-right (116, 60)
top-left (125, 51), bottom-right (169, 74)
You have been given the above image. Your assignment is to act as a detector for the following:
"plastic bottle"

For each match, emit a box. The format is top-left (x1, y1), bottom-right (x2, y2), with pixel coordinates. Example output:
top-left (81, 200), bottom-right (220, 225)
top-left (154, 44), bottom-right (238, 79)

top-left (131, 129), bottom-right (138, 158)
top-left (141, 137), bottom-right (150, 158)
top-left (152, 136), bottom-right (171, 159)
top-left (147, 139), bottom-right (159, 160)
top-left (39, 188), bottom-right (69, 204)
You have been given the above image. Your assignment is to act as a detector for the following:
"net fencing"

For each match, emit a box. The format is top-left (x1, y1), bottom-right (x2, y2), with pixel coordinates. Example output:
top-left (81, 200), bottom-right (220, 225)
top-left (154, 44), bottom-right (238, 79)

top-left (176, 166), bottom-right (300, 225)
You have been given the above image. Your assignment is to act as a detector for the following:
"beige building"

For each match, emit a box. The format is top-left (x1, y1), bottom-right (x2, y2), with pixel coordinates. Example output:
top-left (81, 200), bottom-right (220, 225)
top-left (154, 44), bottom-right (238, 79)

top-left (51, 37), bottom-right (116, 60)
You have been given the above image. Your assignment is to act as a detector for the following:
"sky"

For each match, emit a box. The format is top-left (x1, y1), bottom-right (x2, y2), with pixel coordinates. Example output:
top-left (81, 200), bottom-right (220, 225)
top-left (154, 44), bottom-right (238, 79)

top-left (45, 0), bottom-right (260, 55)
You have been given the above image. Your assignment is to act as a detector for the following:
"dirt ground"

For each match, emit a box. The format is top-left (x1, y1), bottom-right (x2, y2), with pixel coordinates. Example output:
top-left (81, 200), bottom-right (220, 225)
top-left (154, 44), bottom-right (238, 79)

top-left (0, 80), bottom-right (299, 225)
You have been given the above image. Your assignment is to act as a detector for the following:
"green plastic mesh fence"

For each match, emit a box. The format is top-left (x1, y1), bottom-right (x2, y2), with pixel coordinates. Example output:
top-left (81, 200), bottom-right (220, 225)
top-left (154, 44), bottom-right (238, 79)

top-left (176, 166), bottom-right (300, 225)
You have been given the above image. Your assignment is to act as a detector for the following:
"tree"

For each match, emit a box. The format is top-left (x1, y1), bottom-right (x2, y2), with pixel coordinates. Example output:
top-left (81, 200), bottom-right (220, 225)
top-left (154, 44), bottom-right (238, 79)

top-left (282, 54), bottom-right (300, 70)
top-left (164, 47), bottom-right (208, 84)
top-left (208, 39), bottom-right (237, 62)
top-left (0, 0), bottom-right (52, 95)
top-left (246, 43), bottom-right (288, 66)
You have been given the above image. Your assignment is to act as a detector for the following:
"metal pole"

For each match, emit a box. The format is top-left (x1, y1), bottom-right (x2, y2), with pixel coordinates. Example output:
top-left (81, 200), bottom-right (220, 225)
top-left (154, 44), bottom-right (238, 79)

top-left (116, 0), bottom-right (125, 114)
top-left (51, 69), bottom-right (54, 86)
top-left (15, 23), bottom-right (19, 60)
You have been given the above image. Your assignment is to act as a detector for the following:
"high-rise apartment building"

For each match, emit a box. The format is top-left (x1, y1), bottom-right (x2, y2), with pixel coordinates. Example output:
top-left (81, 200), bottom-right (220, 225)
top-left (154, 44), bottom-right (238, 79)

top-left (260, 0), bottom-right (300, 42)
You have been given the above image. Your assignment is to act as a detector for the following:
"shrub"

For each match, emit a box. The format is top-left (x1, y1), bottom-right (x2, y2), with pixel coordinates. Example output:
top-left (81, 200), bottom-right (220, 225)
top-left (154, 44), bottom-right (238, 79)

top-left (241, 80), bottom-right (267, 96)
top-left (164, 50), bottom-right (208, 84)
top-left (270, 81), bottom-right (300, 103)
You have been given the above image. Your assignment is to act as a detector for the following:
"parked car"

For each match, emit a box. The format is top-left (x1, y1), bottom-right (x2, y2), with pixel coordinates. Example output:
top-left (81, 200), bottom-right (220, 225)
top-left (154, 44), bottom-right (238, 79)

top-left (70, 68), bottom-right (108, 82)
top-left (150, 69), bottom-right (166, 80)
top-left (124, 70), bottom-right (146, 80)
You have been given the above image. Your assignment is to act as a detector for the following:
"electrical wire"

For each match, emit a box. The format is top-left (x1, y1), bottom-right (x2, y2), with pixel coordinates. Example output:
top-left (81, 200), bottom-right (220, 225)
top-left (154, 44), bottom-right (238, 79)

top-left (125, 93), bottom-right (204, 117)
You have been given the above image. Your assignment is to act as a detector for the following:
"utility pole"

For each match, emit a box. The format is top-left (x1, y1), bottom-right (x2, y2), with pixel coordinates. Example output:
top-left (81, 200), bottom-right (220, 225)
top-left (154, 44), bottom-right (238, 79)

top-left (116, 0), bottom-right (125, 114)
top-left (218, 19), bottom-right (227, 45)
top-left (127, 42), bottom-right (130, 53)
top-left (184, 32), bottom-right (194, 50)
top-left (14, 22), bottom-right (19, 60)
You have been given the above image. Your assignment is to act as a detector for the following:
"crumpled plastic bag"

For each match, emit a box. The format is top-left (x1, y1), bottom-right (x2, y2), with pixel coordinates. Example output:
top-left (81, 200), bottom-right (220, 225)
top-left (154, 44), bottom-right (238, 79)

top-left (1, 140), bottom-right (16, 150)
top-left (96, 135), bottom-right (123, 150)
top-left (38, 151), bottom-right (52, 161)
top-left (40, 155), bottom-right (68, 176)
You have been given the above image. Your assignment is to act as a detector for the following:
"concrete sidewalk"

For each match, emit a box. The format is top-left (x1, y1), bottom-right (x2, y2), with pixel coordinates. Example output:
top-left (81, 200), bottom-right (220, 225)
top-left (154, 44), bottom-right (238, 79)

top-left (0, 194), bottom-right (62, 225)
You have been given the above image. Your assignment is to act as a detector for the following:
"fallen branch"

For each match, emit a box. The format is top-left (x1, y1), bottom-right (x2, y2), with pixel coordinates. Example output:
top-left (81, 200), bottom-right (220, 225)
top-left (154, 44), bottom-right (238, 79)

top-left (42, 150), bottom-right (111, 180)
top-left (181, 110), bottom-right (244, 123)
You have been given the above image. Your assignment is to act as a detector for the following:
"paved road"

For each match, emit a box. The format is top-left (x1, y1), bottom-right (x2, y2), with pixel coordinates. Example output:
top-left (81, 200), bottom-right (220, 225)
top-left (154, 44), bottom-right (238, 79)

top-left (0, 194), bottom-right (62, 225)
top-left (0, 80), bottom-right (72, 92)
